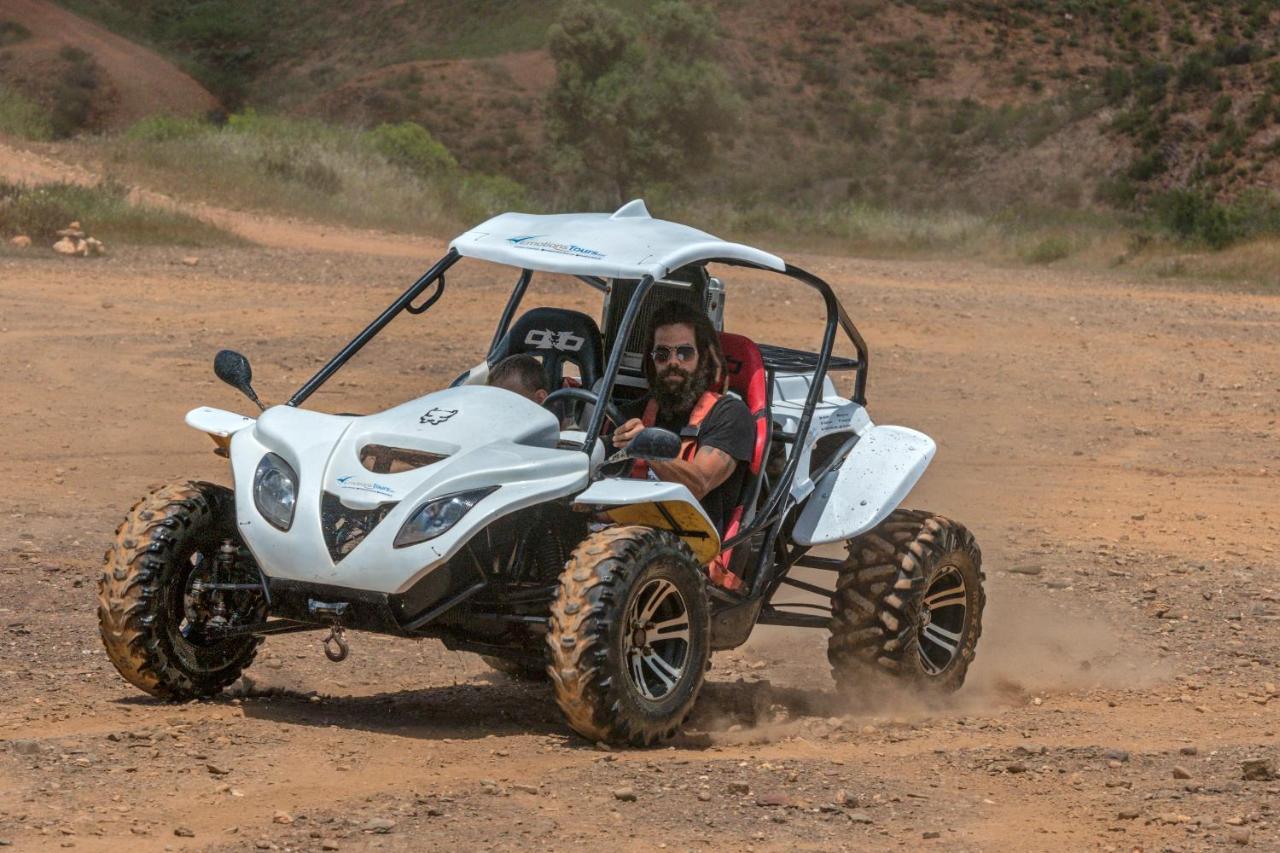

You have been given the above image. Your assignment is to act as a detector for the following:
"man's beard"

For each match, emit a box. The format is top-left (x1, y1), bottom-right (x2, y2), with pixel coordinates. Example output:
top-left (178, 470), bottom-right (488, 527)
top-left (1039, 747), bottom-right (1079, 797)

top-left (653, 363), bottom-right (709, 422)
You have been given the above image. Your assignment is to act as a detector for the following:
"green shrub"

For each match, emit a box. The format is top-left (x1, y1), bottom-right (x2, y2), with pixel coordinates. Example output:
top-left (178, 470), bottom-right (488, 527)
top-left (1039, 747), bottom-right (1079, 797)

top-left (0, 87), bottom-right (53, 140)
top-left (126, 114), bottom-right (209, 142)
top-left (49, 47), bottom-right (102, 138)
top-left (1101, 66), bottom-right (1131, 103)
top-left (1177, 52), bottom-right (1220, 91)
top-left (0, 180), bottom-right (239, 246)
top-left (1022, 235), bottom-right (1072, 264)
top-left (1133, 62), bottom-right (1171, 105)
top-left (1214, 40), bottom-right (1261, 67)
top-left (1127, 151), bottom-right (1166, 181)
top-left (0, 20), bottom-right (31, 46)
top-left (152, 0), bottom-right (272, 107)
top-left (1096, 175), bottom-right (1137, 209)
top-left (1146, 189), bottom-right (1269, 250)
top-left (363, 121), bottom-right (458, 178)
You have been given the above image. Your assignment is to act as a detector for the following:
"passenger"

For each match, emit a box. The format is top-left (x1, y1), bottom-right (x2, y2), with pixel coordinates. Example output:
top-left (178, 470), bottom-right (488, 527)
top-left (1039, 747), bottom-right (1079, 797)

top-left (611, 301), bottom-right (754, 537)
top-left (488, 353), bottom-right (549, 404)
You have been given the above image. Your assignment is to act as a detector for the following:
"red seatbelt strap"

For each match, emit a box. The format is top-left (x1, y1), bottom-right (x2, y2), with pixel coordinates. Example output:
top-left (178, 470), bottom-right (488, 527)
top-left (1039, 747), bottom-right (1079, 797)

top-left (628, 392), bottom-right (743, 591)
top-left (629, 391), bottom-right (722, 479)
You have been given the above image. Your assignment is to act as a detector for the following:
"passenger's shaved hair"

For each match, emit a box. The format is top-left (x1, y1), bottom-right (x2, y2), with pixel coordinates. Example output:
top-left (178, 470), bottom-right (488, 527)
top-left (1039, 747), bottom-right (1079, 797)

top-left (489, 354), bottom-right (549, 396)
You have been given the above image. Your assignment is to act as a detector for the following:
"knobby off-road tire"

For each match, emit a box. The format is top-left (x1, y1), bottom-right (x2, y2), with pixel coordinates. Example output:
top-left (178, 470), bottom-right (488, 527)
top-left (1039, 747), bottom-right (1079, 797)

top-left (547, 526), bottom-right (710, 746)
top-left (828, 509), bottom-right (985, 692)
top-left (98, 481), bottom-right (262, 699)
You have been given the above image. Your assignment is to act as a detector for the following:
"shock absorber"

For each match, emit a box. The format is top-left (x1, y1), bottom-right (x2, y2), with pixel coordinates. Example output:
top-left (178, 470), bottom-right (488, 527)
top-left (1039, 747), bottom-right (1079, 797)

top-left (209, 538), bottom-right (238, 626)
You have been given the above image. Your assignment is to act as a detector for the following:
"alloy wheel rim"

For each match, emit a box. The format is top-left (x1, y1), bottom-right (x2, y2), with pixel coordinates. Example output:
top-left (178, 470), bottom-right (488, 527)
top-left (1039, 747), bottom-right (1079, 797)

top-left (918, 565), bottom-right (967, 676)
top-left (623, 578), bottom-right (691, 701)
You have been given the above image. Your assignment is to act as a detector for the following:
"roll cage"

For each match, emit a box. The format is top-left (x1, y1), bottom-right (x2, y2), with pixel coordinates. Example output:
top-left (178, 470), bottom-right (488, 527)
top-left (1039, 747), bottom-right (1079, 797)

top-left (284, 235), bottom-right (870, 629)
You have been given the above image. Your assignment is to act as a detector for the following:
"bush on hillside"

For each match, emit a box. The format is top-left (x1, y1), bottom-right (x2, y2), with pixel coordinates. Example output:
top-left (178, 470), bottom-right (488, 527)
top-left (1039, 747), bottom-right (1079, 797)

top-left (0, 20), bottom-right (32, 46)
top-left (127, 114), bottom-right (209, 142)
top-left (150, 0), bottom-right (270, 107)
top-left (1150, 188), bottom-right (1280, 250)
top-left (0, 180), bottom-right (238, 245)
top-left (0, 87), bottom-right (53, 140)
top-left (49, 46), bottom-right (103, 138)
top-left (546, 0), bottom-right (739, 203)
top-left (363, 122), bottom-right (458, 179)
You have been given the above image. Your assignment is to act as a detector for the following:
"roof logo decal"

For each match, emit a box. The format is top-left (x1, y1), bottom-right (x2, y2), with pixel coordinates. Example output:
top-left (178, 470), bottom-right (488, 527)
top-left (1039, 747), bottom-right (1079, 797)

top-left (505, 235), bottom-right (606, 260)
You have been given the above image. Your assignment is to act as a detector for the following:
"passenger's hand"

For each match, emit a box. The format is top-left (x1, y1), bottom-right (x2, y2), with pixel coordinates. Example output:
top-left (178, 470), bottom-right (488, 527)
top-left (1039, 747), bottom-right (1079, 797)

top-left (612, 418), bottom-right (645, 448)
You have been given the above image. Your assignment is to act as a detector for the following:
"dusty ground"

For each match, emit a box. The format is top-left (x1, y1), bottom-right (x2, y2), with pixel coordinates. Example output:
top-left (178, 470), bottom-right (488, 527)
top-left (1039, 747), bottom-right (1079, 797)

top-left (1, 220), bottom-right (1278, 853)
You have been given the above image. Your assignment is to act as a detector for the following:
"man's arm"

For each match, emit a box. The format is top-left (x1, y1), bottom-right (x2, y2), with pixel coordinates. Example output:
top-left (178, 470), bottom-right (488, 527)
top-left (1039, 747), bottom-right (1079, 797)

top-left (647, 445), bottom-right (737, 500)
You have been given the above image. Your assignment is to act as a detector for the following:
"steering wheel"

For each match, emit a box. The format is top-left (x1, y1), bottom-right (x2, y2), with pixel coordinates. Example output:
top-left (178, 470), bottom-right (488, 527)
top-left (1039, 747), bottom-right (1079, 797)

top-left (542, 387), bottom-right (623, 431)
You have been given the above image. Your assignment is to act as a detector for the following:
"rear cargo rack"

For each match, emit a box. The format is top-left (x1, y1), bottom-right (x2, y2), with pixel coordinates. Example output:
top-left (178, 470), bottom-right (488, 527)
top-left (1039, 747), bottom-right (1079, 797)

top-left (758, 343), bottom-right (860, 373)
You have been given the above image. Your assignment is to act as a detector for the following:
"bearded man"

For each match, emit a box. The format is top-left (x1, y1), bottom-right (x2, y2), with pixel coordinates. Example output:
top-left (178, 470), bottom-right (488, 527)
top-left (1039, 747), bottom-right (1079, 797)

top-left (611, 300), bottom-right (755, 536)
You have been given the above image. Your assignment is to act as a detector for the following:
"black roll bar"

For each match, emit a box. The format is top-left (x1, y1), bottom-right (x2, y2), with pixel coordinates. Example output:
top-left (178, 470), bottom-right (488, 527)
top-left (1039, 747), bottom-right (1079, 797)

top-left (696, 261), bottom-right (864, 599)
top-left (582, 274), bottom-right (656, 449)
top-left (486, 268), bottom-right (533, 358)
top-left (288, 249), bottom-right (461, 407)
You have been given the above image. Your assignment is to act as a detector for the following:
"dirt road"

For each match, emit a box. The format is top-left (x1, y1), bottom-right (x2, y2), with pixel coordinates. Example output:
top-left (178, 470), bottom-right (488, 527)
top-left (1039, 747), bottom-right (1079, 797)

top-left (0, 234), bottom-right (1278, 851)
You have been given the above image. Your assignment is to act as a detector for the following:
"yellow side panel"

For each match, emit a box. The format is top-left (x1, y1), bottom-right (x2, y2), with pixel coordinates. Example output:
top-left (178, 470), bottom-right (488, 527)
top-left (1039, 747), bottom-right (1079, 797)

top-left (605, 501), bottom-right (721, 565)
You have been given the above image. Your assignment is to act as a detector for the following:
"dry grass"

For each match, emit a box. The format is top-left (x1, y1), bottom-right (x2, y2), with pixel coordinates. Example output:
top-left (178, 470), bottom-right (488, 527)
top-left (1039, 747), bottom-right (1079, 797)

top-left (86, 114), bottom-right (527, 235)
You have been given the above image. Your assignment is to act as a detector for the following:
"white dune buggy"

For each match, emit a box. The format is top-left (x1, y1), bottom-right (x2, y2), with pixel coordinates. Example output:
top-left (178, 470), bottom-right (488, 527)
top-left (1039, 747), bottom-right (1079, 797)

top-left (98, 200), bottom-right (984, 746)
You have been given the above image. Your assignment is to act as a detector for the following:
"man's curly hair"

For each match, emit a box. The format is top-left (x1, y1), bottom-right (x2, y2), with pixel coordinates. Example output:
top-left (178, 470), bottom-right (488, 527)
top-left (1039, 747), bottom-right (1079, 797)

top-left (642, 299), bottom-right (723, 391)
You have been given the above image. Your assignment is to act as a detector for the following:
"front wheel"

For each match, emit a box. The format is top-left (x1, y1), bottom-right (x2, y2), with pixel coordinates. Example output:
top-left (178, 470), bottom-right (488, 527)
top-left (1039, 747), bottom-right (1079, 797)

top-left (828, 510), bottom-right (985, 692)
top-left (98, 481), bottom-right (265, 699)
top-left (547, 526), bottom-right (710, 746)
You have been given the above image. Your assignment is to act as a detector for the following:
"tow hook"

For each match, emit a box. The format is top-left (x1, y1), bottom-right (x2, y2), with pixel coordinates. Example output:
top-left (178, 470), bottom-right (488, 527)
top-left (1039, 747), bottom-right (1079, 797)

top-left (322, 625), bottom-right (349, 663)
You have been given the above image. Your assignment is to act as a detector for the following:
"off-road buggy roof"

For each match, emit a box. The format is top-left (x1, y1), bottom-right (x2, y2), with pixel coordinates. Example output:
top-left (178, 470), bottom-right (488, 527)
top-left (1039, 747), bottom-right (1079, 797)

top-left (450, 199), bottom-right (786, 281)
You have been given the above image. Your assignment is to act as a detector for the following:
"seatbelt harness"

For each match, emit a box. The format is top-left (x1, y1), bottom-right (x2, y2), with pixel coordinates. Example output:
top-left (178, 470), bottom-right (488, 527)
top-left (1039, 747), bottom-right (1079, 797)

top-left (630, 392), bottom-right (744, 591)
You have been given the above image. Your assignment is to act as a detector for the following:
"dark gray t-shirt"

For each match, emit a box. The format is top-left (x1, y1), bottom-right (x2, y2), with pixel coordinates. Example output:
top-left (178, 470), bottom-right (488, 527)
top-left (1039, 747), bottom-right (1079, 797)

top-left (626, 396), bottom-right (755, 534)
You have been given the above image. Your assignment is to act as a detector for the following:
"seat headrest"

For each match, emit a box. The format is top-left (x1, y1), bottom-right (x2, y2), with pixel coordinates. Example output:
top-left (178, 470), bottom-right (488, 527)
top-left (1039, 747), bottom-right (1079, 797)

top-left (719, 332), bottom-right (767, 414)
top-left (491, 307), bottom-right (604, 390)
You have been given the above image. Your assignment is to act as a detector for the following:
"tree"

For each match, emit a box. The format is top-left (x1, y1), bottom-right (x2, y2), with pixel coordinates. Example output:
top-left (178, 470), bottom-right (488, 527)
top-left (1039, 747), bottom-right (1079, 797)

top-left (546, 0), bottom-right (739, 204)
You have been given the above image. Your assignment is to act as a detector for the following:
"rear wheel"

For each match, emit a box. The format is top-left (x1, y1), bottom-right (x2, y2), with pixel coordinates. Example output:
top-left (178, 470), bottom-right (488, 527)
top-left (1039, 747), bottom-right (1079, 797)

top-left (98, 481), bottom-right (265, 699)
top-left (547, 526), bottom-right (709, 746)
top-left (828, 510), bottom-right (984, 692)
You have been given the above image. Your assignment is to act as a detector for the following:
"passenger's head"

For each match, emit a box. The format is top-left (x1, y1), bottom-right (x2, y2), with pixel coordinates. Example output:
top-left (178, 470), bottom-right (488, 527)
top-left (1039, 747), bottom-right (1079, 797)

top-left (489, 354), bottom-right (549, 404)
top-left (643, 300), bottom-right (723, 418)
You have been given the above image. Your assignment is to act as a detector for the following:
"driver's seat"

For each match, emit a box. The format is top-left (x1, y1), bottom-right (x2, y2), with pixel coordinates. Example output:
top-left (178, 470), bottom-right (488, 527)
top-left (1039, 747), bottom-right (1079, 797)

top-left (712, 332), bottom-right (770, 591)
top-left (489, 307), bottom-right (604, 390)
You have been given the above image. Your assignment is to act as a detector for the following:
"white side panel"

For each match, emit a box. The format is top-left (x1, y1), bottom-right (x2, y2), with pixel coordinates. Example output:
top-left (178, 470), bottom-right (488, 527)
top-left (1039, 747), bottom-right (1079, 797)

top-left (185, 406), bottom-right (254, 437)
top-left (574, 479), bottom-right (709, 516)
top-left (791, 425), bottom-right (936, 546)
top-left (573, 478), bottom-right (721, 563)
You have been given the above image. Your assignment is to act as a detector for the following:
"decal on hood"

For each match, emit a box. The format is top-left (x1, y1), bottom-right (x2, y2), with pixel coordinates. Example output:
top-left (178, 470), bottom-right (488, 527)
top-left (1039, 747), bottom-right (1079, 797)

top-left (420, 407), bottom-right (458, 425)
top-left (335, 476), bottom-right (395, 498)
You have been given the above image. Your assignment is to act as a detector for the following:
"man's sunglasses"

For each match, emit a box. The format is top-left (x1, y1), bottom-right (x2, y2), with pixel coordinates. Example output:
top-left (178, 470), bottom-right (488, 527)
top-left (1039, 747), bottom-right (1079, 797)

top-left (650, 345), bottom-right (697, 364)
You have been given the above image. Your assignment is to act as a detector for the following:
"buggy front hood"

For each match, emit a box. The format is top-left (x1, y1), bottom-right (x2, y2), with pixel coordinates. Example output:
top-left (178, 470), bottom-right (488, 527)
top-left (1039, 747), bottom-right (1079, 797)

top-left (228, 386), bottom-right (589, 595)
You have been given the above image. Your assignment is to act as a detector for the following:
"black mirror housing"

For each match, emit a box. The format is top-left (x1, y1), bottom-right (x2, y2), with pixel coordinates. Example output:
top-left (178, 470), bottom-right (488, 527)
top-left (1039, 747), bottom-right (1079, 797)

top-left (628, 427), bottom-right (681, 461)
top-left (214, 349), bottom-right (264, 410)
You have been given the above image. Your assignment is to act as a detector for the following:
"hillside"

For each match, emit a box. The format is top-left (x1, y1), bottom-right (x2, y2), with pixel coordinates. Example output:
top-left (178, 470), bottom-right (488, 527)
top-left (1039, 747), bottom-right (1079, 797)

top-left (9, 1), bottom-right (1280, 226)
top-left (0, 0), bottom-right (216, 138)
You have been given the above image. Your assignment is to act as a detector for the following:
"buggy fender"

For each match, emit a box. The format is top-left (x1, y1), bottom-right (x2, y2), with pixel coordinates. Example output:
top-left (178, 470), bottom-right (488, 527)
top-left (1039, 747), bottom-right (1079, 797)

top-left (185, 406), bottom-right (255, 451)
top-left (573, 479), bottom-right (721, 565)
top-left (791, 425), bottom-right (935, 546)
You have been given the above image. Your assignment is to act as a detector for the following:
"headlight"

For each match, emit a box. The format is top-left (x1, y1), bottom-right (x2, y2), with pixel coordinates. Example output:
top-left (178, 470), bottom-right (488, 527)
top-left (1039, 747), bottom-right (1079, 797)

top-left (394, 488), bottom-right (495, 548)
top-left (253, 453), bottom-right (297, 531)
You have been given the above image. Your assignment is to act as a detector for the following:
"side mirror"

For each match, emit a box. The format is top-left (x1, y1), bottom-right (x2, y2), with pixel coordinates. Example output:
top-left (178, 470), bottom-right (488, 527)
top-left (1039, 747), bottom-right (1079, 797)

top-left (214, 349), bottom-right (264, 410)
top-left (627, 427), bottom-right (680, 461)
